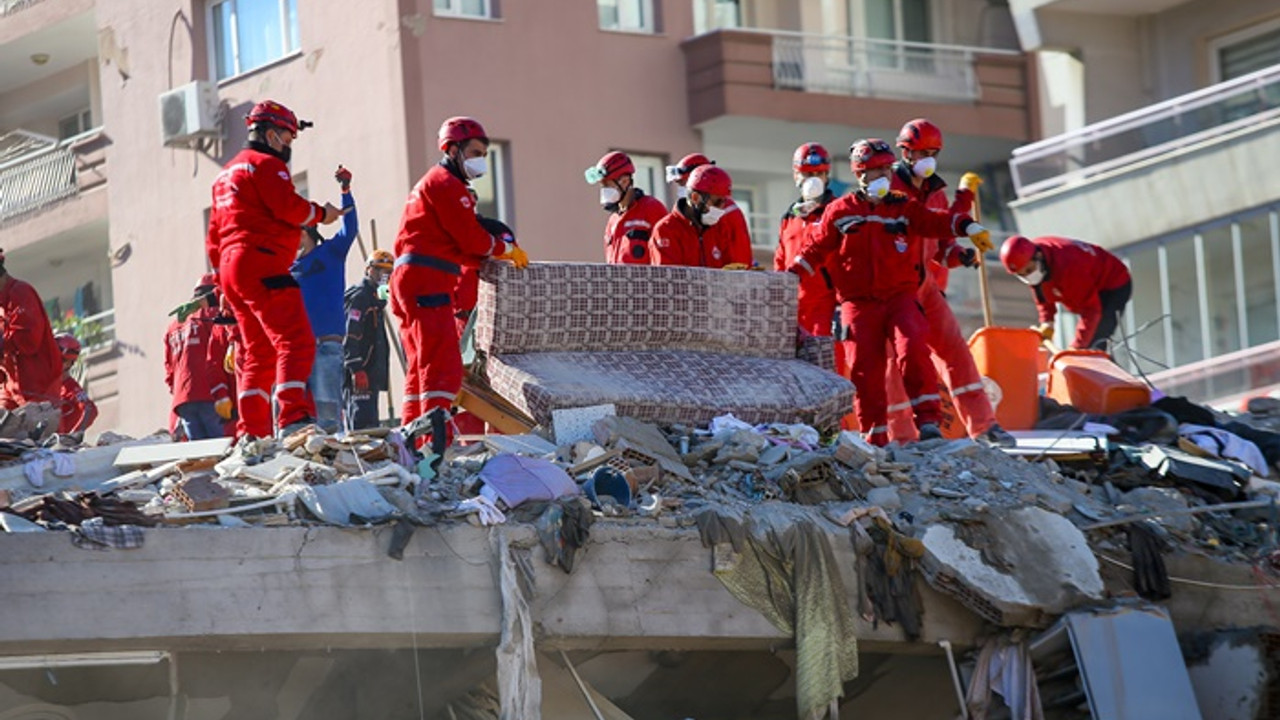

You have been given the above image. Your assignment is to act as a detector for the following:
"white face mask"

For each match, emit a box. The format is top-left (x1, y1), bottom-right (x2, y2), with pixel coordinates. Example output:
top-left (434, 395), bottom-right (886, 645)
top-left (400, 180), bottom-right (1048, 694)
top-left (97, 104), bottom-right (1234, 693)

top-left (912, 157), bottom-right (937, 178)
top-left (462, 155), bottom-right (488, 179)
top-left (700, 205), bottom-right (726, 226)
top-left (864, 176), bottom-right (890, 199)
top-left (1018, 263), bottom-right (1046, 286)
top-left (600, 186), bottom-right (622, 206)
top-left (799, 176), bottom-right (825, 200)
top-left (676, 185), bottom-right (689, 200)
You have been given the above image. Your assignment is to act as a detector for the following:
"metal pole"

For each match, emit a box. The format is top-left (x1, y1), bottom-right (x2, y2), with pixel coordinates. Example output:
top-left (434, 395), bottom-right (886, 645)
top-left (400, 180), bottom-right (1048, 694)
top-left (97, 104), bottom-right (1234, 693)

top-left (971, 178), bottom-right (994, 328)
top-left (938, 640), bottom-right (970, 720)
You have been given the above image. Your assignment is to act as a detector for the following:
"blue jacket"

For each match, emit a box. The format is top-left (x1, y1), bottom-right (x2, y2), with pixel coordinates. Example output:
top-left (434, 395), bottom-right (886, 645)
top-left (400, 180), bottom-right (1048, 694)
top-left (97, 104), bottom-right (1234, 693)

top-left (291, 191), bottom-right (358, 338)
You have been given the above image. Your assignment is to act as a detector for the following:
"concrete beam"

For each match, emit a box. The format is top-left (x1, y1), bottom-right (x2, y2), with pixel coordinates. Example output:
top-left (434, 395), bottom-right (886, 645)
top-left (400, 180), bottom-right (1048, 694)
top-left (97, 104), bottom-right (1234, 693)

top-left (0, 522), bottom-right (984, 656)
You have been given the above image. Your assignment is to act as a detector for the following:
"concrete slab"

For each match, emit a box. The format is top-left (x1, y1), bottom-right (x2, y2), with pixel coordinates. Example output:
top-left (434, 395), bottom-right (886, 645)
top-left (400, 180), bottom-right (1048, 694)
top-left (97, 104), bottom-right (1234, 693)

top-left (113, 438), bottom-right (232, 467)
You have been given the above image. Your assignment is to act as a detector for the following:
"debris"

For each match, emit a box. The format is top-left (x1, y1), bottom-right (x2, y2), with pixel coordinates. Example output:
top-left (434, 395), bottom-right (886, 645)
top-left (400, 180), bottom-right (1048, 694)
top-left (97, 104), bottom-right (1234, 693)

top-left (1138, 444), bottom-right (1248, 500)
top-left (296, 478), bottom-right (398, 526)
top-left (113, 437), bottom-right (233, 468)
top-left (921, 507), bottom-right (1105, 627)
top-left (552, 404), bottom-right (616, 446)
top-left (479, 454), bottom-right (579, 509)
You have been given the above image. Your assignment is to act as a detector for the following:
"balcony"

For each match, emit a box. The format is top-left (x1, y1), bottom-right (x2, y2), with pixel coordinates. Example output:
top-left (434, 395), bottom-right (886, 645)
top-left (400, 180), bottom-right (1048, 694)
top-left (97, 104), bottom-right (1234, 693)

top-left (682, 29), bottom-right (1036, 142)
top-left (1008, 65), bottom-right (1280, 248)
top-left (0, 126), bottom-right (107, 232)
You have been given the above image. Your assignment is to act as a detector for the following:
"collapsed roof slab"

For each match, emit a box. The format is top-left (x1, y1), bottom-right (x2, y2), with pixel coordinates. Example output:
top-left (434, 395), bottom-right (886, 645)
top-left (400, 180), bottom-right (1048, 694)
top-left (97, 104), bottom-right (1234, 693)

top-left (0, 523), bottom-right (982, 656)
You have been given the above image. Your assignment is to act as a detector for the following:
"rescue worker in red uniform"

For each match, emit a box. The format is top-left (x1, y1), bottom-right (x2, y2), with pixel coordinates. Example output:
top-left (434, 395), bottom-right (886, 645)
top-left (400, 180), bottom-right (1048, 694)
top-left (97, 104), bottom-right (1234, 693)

top-left (165, 275), bottom-right (234, 440)
top-left (773, 143), bottom-right (839, 336)
top-left (651, 166), bottom-right (755, 268)
top-left (54, 334), bottom-right (97, 436)
top-left (586, 152), bottom-right (668, 265)
top-left (1000, 235), bottom-right (1133, 352)
top-left (392, 116), bottom-right (528, 428)
top-left (665, 153), bottom-right (754, 263)
top-left (791, 139), bottom-right (989, 447)
top-left (0, 250), bottom-right (61, 411)
top-left (882, 119), bottom-right (1013, 446)
top-left (206, 100), bottom-right (344, 439)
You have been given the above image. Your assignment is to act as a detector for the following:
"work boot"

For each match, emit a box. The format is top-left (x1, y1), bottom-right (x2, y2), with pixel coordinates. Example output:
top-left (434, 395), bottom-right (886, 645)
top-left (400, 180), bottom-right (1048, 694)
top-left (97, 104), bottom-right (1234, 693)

top-left (277, 417), bottom-right (318, 441)
top-left (978, 423), bottom-right (1017, 448)
top-left (917, 423), bottom-right (943, 441)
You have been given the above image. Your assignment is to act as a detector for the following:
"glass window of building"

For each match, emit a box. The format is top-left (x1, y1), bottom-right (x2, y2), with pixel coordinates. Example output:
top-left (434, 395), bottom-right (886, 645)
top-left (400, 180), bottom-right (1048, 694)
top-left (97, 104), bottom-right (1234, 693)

top-left (693, 0), bottom-right (741, 35)
top-left (471, 143), bottom-right (509, 224)
top-left (1213, 21), bottom-right (1280, 81)
top-left (210, 0), bottom-right (299, 81)
top-left (625, 153), bottom-right (667, 206)
top-left (433, 0), bottom-right (492, 19)
top-left (599, 0), bottom-right (655, 33)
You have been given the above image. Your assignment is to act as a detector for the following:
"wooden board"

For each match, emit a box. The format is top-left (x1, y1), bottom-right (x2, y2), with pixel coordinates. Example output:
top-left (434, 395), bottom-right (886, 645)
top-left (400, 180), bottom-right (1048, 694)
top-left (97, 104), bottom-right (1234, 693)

top-left (458, 381), bottom-right (536, 435)
top-left (114, 438), bottom-right (233, 468)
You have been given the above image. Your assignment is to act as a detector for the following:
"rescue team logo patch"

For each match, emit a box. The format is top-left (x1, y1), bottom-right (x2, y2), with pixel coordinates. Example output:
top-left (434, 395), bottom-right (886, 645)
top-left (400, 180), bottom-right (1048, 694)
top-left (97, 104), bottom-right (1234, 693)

top-left (348, 309), bottom-right (362, 321)
top-left (712, 247), bottom-right (722, 260)
top-left (278, 171), bottom-right (290, 181)
top-left (460, 195), bottom-right (472, 209)
top-left (895, 238), bottom-right (907, 253)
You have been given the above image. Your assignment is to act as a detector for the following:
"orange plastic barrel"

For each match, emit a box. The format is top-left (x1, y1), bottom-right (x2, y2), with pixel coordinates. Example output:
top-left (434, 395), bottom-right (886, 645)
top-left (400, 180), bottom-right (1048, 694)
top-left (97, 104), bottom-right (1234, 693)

top-left (1047, 349), bottom-right (1151, 415)
top-left (969, 327), bottom-right (1042, 431)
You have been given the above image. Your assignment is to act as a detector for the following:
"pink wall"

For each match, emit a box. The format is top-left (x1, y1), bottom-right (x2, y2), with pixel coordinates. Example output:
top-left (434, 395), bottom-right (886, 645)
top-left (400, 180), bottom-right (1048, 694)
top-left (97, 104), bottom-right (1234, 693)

top-left (399, 0), bottom-right (702, 262)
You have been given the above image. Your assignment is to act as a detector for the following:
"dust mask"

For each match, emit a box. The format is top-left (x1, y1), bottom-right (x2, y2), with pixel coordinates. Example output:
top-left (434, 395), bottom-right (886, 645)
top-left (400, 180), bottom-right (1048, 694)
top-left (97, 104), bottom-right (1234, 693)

top-left (864, 177), bottom-right (890, 199)
top-left (700, 205), bottom-right (726, 226)
top-left (1018, 263), bottom-right (1045, 286)
top-left (463, 156), bottom-right (488, 179)
top-left (912, 157), bottom-right (937, 178)
top-left (799, 176), bottom-right (825, 200)
top-left (600, 186), bottom-right (622, 207)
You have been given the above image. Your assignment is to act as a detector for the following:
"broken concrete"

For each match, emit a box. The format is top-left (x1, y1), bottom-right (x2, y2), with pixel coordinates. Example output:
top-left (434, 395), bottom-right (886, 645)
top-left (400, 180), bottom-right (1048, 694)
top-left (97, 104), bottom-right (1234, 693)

top-left (921, 506), bottom-right (1104, 627)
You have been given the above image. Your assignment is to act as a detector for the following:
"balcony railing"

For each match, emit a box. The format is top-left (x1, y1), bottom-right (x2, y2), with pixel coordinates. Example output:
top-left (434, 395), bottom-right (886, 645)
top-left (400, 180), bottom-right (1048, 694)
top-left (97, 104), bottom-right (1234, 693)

top-left (1010, 64), bottom-right (1280, 198)
top-left (0, 127), bottom-right (105, 226)
top-left (0, 0), bottom-right (46, 18)
top-left (761, 29), bottom-right (1019, 103)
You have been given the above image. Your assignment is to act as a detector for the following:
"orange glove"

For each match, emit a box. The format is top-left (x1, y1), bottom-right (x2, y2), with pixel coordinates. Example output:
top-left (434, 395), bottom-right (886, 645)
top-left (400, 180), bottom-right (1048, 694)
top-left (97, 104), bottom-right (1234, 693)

top-left (224, 344), bottom-right (236, 375)
top-left (214, 398), bottom-right (233, 420)
top-left (497, 242), bottom-right (529, 269)
top-left (959, 172), bottom-right (983, 194)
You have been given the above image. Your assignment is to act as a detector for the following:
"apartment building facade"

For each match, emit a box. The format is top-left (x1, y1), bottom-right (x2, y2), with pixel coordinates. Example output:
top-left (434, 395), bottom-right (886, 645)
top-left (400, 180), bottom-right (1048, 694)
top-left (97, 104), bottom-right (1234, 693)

top-left (1, 0), bottom-right (1037, 436)
top-left (1007, 0), bottom-right (1280, 406)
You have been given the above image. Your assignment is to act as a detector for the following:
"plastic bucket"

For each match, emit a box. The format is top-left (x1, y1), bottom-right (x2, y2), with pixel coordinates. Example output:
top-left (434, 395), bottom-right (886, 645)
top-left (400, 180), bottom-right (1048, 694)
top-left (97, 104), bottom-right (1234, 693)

top-left (1047, 349), bottom-right (1151, 415)
top-left (584, 467), bottom-right (633, 509)
top-left (968, 326), bottom-right (1043, 431)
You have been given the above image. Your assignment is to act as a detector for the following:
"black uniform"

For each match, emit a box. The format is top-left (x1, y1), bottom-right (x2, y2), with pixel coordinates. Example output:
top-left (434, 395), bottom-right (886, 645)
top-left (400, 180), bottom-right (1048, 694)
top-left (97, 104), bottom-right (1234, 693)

top-left (342, 277), bottom-right (389, 429)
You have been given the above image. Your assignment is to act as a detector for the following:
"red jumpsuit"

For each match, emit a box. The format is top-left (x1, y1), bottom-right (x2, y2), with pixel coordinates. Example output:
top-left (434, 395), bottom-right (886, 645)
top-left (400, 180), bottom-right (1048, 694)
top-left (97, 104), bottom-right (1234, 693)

top-left (0, 276), bottom-right (61, 410)
top-left (604, 191), bottom-right (667, 265)
top-left (797, 190), bottom-right (974, 446)
top-left (773, 193), bottom-right (837, 335)
top-left (57, 374), bottom-right (97, 434)
top-left (1027, 236), bottom-right (1132, 349)
top-left (651, 201), bottom-right (755, 268)
top-left (164, 307), bottom-right (234, 413)
top-left (722, 201), bottom-right (754, 265)
top-left (207, 146), bottom-right (324, 437)
top-left (883, 163), bottom-right (996, 442)
top-left (392, 162), bottom-right (504, 424)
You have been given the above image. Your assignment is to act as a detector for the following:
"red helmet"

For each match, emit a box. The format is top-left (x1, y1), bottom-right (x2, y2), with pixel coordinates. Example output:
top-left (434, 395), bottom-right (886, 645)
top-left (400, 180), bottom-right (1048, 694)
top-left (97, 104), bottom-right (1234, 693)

top-left (55, 333), bottom-right (81, 361)
top-left (688, 165), bottom-right (732, 198)
top-left (667, 152), bottom-right (714, 183)
top-left (1001, 236), bottom-right (1038, 273)
top-left (850, 139), bottom-right (895, 174)
top-left (437, 116), bottom-right (488, 151)
top-left (245, 101), bottom-right (300, 134)
top-left (585, 151), bottom-right (635, 184)
top-left (896, 118), bottom-right (943, 152)
top-left (793, 143), bottom-right (831, 173)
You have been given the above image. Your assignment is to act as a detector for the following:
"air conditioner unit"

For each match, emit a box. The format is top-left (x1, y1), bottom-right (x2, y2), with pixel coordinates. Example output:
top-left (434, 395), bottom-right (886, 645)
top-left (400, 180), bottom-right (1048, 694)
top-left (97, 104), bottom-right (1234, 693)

top-left (158, 80), bottom-right (219, 147)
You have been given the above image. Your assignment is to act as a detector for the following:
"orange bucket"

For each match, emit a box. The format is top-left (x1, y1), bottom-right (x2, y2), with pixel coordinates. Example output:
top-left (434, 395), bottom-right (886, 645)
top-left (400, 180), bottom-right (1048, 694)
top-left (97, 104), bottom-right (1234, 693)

top-left (969, 327), bottom-right (1042, 431)
top-left (1047, 349), bottom-right (1151, 415)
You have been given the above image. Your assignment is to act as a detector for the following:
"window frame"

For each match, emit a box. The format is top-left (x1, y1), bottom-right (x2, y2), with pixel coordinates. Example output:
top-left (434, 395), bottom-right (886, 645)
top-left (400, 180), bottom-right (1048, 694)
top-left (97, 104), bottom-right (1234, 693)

top-left (57, 108), bottom-right (93, 140)
top-left (432, 0), bottom-right (495, 20)
top-left (1208, 16), bottom-right (1280, 83)
top-left (623, 152), bottom-right (668, 206)
top-left (207, 0), bottom-right (301, 83)
top-left (471, 142), bottom-right (510, 225)
top-left (598, 0), bottom-right (657, 35)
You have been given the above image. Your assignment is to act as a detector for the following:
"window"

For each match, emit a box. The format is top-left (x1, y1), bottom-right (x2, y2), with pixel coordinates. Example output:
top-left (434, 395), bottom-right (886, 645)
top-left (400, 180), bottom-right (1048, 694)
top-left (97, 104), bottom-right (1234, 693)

top-left (693, 0), bottom-right (740, 35)
top-left (626, 153), bottom-right (666, 205)
top-left (599, 0), bottom-right (655, 33)
top-left (433, 0), bottom-right (493, 19)
top-left (471, 143), bottom-right (509, 224)
top-left (58, 109), bottom-right (93, 140)
top-left (1212, 20), bottom-right (1280, 82)
top-left (210, 0), bottom-right (300, 81)
top-left (861, 0), bottom-right (932, 70)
